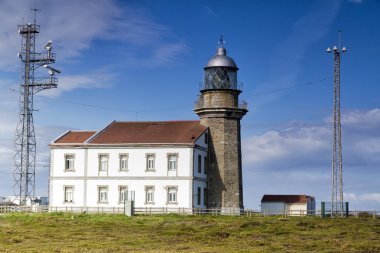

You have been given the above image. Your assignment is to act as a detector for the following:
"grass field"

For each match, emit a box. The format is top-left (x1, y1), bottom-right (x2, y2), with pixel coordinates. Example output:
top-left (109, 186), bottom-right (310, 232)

top-left (0, 213), bottom-right (379, 252)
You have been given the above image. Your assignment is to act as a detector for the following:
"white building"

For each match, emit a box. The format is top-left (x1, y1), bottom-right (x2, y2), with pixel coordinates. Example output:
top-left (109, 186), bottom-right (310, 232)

top-left (261, 195), bottom-right (316, 215)
top-left (49, 121), bottom-right (209, 210)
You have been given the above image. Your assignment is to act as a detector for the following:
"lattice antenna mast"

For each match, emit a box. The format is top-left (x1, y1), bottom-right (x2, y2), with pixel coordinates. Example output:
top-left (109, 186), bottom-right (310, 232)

top-left (13, 9), bottom-right (60, 205)
top-left (326, 31), bottom-right (346, 217)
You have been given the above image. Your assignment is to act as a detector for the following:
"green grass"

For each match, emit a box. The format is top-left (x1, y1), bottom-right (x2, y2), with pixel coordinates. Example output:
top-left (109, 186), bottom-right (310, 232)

top-left (0, 213), bottom-right (379, 252)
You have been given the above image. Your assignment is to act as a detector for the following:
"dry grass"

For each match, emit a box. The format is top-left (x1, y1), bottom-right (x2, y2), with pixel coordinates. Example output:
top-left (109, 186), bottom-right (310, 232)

top-left (0, 213), bottom-right (379, 252)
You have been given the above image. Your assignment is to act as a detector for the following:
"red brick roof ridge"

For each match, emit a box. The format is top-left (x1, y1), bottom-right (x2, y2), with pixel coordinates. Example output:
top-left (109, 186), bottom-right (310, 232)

top-left (84, 120), bottom-right (116, 144)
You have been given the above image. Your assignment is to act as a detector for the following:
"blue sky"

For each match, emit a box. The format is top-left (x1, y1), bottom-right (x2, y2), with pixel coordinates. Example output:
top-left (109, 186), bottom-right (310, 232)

top-left (0, 0), bottom-right (379, 210)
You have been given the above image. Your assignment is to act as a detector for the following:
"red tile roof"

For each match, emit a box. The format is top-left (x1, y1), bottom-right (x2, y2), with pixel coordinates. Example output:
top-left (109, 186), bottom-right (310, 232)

top-left (88, 121), bottom-right (207, 144)
top-left (54, 131), bottom-right (96, 144)
top-left (52, 121), bottom-right (207, 145)
top-left (261, 195), bottom-right (313, 204)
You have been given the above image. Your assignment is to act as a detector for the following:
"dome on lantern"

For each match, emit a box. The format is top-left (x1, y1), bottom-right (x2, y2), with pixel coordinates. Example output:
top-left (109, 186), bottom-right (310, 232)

top-left (203, 38), bottom-right (239, 90)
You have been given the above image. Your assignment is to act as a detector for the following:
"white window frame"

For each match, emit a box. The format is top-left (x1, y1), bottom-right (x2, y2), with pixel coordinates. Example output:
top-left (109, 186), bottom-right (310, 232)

top-left (166, 186), bottom-right (178, 205)
top-left (118, 185), bottom-right (128, 203)
top-left (145, 154), bottom-right (156, 172)
top-left (145, 186), bottom-right (155, 204)
top-left (98, 154), bottom-right (109, 172)
top-left (64, 154), bottom-right (75, 172)
top-left (167, 153), bottom-right (178, 171)
top-left (63, 186), bottom-right (74, 203)
top-left (119, 154), bottom-right (129, 171)
top-left (98, 186), bottom-right (109, 204)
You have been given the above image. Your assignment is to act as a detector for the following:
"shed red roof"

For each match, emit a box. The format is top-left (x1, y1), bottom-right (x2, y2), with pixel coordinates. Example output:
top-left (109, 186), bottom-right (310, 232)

top-left (54, 131), bottom-right (96, 144)
top-left (261, 195), bottom-right (313, 204)
top-left (88, 121), bottom-right (207, 144)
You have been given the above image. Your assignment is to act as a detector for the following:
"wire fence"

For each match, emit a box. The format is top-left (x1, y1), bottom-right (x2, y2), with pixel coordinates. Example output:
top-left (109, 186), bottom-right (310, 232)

top-left (0, 205), bottom-right (379, 218)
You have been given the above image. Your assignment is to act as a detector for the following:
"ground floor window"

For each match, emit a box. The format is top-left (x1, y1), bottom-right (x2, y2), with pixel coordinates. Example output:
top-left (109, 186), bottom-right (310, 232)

top-left (145, 186), bottom-right (155, 204)
top-left (197, 187), bottom-right (201, 205)
top-left (98, 186), bottom-right (108, 203)
top-left (167, 186), bottom-right (178, 204)
top-left (119, 186), bottom-right (128, 203)
top-left (64, 186), bottom-right (73, 203)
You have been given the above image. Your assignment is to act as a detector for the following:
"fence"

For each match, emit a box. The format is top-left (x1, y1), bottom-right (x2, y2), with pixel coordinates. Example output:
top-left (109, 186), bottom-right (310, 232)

top-left (0, 205), bottom-right (379, 218)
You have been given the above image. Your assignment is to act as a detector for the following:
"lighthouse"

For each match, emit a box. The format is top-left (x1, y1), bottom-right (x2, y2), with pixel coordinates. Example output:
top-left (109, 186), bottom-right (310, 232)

top-left (195, 38), bottom-right (248, 211)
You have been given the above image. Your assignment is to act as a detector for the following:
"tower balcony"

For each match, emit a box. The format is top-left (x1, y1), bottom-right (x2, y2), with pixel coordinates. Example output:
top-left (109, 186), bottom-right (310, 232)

top-left (25, 77), bottom-right (58, 93)
top-left (27, 52), bottom-right (56, 63)
top-left (18, 24), bottom-right (40, 34)
top-left (194, 95), bottom-right (248, 111)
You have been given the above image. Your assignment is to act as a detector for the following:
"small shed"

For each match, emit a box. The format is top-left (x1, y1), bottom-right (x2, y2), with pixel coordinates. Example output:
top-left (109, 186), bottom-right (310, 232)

top-left (261, 194), bottom-right (316, 215)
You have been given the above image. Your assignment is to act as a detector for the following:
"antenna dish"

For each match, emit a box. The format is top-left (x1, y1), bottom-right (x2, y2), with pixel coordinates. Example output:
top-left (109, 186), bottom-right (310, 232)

top-left (45, 40), bottom-right (52, 50)
top-left (326, 47), bottom-right (331, 53)
top-left (342, 46), bottom-right (347, 52)
top-left (333, 46), bottom-right (338, 51)
top-left (44, 64), bottom-right (61, 74)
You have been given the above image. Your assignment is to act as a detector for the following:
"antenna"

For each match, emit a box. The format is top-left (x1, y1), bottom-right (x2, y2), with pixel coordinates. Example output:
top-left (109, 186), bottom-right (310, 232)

top-left (326, 31), bottom-right (347, 217)
top-left (30, 8), bottom-right (39, 25)
top-left (217, 35), bottom-right (225, 48)
top-left (13, 9), bottom-right (60, 205)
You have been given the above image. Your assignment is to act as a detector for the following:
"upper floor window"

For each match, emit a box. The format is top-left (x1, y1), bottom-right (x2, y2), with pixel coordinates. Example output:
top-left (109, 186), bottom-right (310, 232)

top-left (98, 154), bottom-right (108, 171)
top-left (64, 186), bottom-right (74, 203)
top-left (64, 154), bottom-right (75, 171)
top-left (146, 154), bottom-right (155, 171)
top-left (98, 186), bottom-right (108, 203)
top-left (204, 156), bottom-right (208, 174)
top-left (168, 154), bottom-right (178, 171)
top-left (119, 186), bottom-right (128, 203)
top-left (119, 154), bottom-right (128, 171)
top-left (205, 132), bottom-right (208, 144)
top-left (167, 186), bottom-right (178, 204)
top-left (145, 186), bottom-right (155, 204)
top-left (198, 155), bottom-right (202, 173)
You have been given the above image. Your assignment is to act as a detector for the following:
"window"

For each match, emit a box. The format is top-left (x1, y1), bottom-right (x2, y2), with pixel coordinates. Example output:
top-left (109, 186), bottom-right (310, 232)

top-left (119, 154), bottom-right (128, 171)
top-left (205, 132), bottom-right (208, 144)
top-left (197, 187), bottom-right (201, 205)
top-left (167, 186), bottom-right (178, 204)
top-left (198, 155), bottom-right (202, 173)
top-left (145, 186), bottom-right (155, 204)
top-left (64, 154), bottom-right (75, 171)
top-left (204, 156), bottom-right (208, 174)
top-left (64, 186), bottom-right (73, 203)
top-left (146, 154), bottom-right (155, 171)
top-left (203, 188), bottom-right (208, 206)
top-left (98, 154), bottom-right (108, 171)
top-left (168, 154), bottom-right (178, 171)
top-left (98, 186), bottom-right (108, 203)
top-left (119, 186), bottom-right (128, 203)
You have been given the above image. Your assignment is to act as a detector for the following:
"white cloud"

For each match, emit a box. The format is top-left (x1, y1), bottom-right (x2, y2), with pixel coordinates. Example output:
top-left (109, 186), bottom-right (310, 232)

top-left (243, 125), bottom-right (330, 168)
top-left (344, 193), bottom-right (380, 203)
top-left (0, 0), bottom-right (187, 71)
top-left (37, 71), bottom-right (115, 98)
top-left (242, 108), bottom-right (380, 209)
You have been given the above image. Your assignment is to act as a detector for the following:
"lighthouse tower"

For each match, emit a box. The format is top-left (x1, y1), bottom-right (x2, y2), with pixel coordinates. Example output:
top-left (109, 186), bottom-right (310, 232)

top-left (195, 38), bottom-right (248, 211)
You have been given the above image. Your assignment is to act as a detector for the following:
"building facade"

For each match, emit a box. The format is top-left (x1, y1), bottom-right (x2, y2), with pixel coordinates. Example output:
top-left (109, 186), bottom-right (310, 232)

top-left (49, 121), bottom-right (208, 209)
top-left (49, 41), bottom-right (247, 212)
top-left (261, 195), bottom-right (316, 215)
